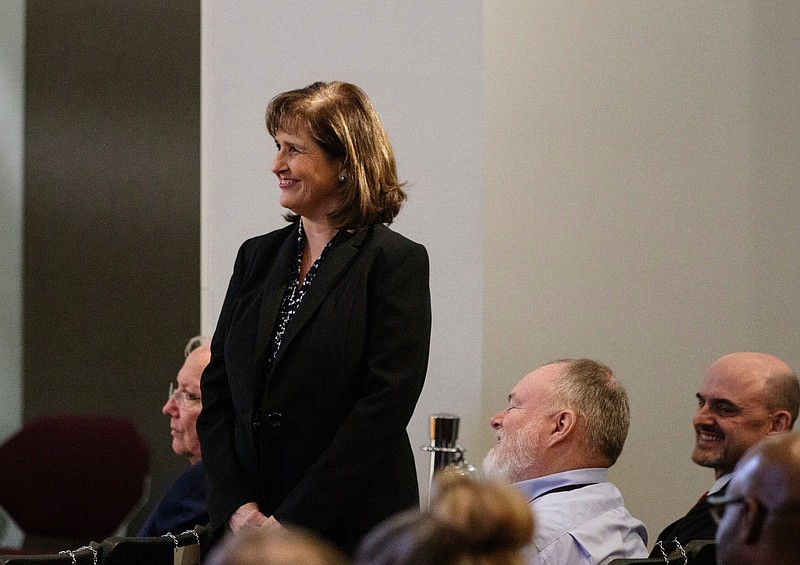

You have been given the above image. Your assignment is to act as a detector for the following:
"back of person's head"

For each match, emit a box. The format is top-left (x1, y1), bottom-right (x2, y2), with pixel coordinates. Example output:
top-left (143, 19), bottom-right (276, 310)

top-left (431, 471), bottom-right (534, 564)
top-left (355, 511), bottom-right (465, 565)
top-left (715, 432), bottom-right (800, 565)
top-left (354, 472), bottom-right (534, 565)
top-left (206, 526), bottom-right (350, 565)
top-left (550, 358), bottom-right (630, 466)
top-left (265, 81), bottom-right (406, 229)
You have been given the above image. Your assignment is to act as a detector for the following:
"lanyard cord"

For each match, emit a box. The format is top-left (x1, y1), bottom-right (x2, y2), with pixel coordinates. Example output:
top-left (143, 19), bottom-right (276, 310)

top-left (531, 482), bottom-right (596, 502)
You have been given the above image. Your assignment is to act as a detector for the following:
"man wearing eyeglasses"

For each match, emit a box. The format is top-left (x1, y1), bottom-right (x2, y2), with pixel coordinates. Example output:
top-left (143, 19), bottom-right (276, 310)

top-left (712, 431), bottom-right (800, 565)
top-left (651, 352), bottom-right (798, 556)
top-left (138, 336), bottom-right (211, 536)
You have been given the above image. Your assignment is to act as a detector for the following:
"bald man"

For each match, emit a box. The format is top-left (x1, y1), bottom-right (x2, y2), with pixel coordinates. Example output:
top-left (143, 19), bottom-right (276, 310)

top-left (713, 432), bottom-right (800, 565)
top-left (651, 352), bottom-right (799, 555)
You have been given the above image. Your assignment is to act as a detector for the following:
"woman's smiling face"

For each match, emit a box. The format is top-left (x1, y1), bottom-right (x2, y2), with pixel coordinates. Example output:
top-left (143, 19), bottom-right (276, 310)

top-left (271, 126), bottom-right (343, 224)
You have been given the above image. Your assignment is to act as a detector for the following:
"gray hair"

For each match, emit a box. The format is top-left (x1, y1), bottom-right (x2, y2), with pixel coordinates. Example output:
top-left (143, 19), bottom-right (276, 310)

top-left (184, 335), bottom-right (211, 358)
top-left (550, 358), bottom-right (630, 465)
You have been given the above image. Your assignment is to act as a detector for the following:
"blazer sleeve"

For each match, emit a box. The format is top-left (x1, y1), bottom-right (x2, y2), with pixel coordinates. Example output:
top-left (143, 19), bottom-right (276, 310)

top-left (197, 239), bottom-right (259, 528)
top-left (272, 235), bottom-right (432, 531)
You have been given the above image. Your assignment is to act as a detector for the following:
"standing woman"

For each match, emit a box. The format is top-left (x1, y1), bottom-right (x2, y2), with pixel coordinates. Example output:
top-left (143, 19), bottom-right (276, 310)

top-left (197, 81), bottom-right (432, 554)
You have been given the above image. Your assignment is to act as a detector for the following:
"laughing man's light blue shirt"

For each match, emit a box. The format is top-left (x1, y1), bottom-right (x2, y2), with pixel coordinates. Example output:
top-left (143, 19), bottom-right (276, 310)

top-left (515, 468), bottom-right (648, 565)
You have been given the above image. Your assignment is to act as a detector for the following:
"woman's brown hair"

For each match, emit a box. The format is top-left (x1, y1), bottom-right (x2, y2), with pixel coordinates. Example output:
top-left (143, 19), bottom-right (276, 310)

top-left (266, 81), bottom-right (407, 230)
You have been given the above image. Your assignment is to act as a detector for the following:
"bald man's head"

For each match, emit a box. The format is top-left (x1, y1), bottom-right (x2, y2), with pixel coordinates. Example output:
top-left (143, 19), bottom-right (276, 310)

top-left (715, 432), bottom-right (800, 565)
top-left (692, 352), bottom-right (798, 478)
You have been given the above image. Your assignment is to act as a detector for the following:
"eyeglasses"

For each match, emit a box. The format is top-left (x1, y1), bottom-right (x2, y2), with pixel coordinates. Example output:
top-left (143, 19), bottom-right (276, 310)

top-left (168, 382), bottom-right (201, 409)
top-left (707, 493), bottom-right (747, 524)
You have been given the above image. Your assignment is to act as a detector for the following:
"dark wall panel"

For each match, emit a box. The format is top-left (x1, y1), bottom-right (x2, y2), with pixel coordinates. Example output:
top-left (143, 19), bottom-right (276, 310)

top-left (24, 0), bottom-right (201, 532)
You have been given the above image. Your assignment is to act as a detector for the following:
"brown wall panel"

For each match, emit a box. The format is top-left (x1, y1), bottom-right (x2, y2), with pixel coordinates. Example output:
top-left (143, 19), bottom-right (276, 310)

top-left (24, 0), bottom-right (200, 533)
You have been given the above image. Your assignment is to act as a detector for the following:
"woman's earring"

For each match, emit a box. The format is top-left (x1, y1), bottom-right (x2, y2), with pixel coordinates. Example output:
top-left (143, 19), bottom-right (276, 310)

top-left (339, 174), bottom-right (347, 183)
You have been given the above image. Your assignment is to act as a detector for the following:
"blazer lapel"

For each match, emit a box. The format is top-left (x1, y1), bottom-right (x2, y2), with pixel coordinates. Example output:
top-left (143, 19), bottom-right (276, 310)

top-left (269, 226), bottom-right (369, 373)
top-left (254, 224), bottom-right (299, 375)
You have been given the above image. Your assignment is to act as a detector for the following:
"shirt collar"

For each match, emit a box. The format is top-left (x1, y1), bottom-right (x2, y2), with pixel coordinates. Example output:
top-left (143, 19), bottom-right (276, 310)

top-left (514, 468), bottom-right (610, 502)
top-left (708, 473), bottom-right (732, 496)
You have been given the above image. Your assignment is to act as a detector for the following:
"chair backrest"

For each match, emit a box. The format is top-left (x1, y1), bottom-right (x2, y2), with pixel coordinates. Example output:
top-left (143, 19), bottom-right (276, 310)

top-left (0, 543), bottom-right (101, 565)
top-left (0, 414), bottom-right (151, 540)
top-left (611, 539), bottom-right (716, 565)
top-left (100, 528), bottom-right (203, 565)
top-left (684, 539), bottom-right (716, 565)
top-left (192, 526), bottom-right (212, 561)
top-left (608, 556), bottom-right (688, 565)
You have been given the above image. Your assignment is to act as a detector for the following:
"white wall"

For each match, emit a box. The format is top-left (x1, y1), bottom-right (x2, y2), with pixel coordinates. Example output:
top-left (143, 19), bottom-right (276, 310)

top-left (0, 0), bottom-right (25, 443)
top-left (483, 1), bottom-right (800, 544)
top-left (201, 1), bottom-right (484, 502)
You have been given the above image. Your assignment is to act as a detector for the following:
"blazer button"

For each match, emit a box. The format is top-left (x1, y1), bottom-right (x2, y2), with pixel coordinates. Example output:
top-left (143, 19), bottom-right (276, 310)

top-left (265, 412), bottom-right (283, 428)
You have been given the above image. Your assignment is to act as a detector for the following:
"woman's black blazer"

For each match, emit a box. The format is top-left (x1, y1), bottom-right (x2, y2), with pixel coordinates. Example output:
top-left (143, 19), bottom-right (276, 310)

top-left (197, 221), bottom-right (432, 552)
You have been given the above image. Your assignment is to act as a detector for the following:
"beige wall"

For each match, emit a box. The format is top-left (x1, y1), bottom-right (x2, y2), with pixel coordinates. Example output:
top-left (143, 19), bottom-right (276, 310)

top-left (483, 1), bottom-right (800, 542)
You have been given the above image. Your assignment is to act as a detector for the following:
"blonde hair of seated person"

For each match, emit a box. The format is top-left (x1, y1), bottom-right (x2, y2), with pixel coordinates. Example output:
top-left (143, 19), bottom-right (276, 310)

top-left (206, 525), bottom-right (350, 565)
top-left (355, 471), bottom-right (534, 565)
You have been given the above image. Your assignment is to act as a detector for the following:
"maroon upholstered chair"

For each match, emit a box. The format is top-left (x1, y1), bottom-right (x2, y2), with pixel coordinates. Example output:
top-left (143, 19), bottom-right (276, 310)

top-left (0, 415), bottom-right (150, 550)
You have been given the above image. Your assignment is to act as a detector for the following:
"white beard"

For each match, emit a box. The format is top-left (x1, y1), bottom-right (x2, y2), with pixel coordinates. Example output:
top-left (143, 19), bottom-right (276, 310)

top-left (482, 425), bottom-right (538, 483)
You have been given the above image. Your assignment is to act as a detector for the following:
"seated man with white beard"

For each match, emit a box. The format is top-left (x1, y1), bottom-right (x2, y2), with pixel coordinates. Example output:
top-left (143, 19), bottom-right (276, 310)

top-left (483, 358), bottom-right (647, 564)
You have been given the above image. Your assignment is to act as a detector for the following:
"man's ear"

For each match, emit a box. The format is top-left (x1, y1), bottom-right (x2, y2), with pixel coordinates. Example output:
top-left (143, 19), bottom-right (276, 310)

top-left (741, 497), bottom-right (766, 545)
top-left (769, 410), bottom-right (792, 433)
top-left (547, 410), bottom-right (576, 446)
